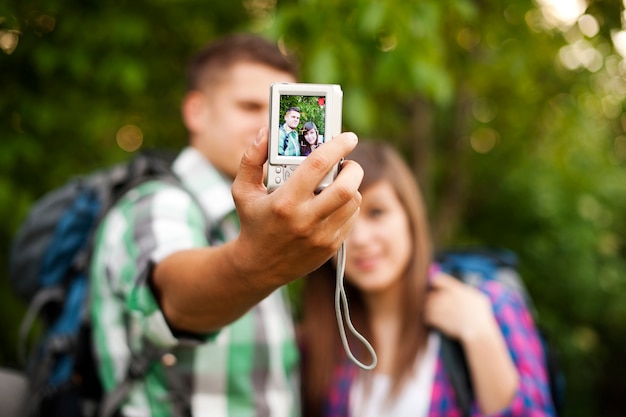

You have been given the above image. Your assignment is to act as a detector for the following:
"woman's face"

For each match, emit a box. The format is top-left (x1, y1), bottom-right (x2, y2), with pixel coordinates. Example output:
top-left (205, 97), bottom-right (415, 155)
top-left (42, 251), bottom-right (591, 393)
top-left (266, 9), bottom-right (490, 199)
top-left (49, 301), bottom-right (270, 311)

top-left (344, 180), bottom-right (413, 295)
top-left (304, 128), bottom-right (318, 144)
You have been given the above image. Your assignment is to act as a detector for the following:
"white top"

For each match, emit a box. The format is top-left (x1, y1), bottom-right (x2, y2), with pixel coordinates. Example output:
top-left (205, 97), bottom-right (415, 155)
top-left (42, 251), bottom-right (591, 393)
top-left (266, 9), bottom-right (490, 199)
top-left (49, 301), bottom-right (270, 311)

top-left (349, 332), bottom-right (440, 417)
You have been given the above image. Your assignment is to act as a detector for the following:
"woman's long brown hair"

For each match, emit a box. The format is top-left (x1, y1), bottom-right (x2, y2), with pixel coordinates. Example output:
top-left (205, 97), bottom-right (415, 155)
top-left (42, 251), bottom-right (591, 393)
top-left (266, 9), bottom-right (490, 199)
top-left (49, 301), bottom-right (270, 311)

top-left (300, 141), bottom-right (433, 416)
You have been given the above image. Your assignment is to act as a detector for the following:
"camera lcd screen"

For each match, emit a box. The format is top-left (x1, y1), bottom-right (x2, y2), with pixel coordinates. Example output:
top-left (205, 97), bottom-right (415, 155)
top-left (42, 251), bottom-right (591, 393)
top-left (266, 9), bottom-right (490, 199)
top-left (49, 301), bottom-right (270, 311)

top-left (275, 93), bottom-right (328, 159)
top-left (266, 83), bottom-right (342, 193)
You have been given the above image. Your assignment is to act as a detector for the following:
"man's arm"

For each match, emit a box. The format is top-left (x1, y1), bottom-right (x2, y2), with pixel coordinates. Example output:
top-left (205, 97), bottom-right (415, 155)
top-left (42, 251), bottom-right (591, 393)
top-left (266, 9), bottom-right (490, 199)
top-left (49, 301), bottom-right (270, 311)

top-left (152, 129), bottom-right (362, 333)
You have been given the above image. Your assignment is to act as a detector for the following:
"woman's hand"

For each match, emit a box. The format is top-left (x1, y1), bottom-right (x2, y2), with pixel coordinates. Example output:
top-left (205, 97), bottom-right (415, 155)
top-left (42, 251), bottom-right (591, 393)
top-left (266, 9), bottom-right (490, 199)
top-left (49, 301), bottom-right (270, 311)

top-left (423, 273), bottom-right (497, 343)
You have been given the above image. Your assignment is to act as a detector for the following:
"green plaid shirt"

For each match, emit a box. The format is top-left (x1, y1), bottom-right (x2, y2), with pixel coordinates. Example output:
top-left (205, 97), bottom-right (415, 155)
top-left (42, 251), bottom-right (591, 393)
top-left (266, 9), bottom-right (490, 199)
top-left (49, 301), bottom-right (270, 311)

top-left (90, 147), bottom-right (300, 417)
top-left (278, 125), bottom-right (300, 156)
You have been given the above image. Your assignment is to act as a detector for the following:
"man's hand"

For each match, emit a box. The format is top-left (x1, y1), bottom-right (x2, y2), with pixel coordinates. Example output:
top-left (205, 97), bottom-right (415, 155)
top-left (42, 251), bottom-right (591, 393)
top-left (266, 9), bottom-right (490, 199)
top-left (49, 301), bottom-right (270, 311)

top-left (153, 129), bottom-right (362, 333)
top-left (231, 128), bottom-right (363, 289)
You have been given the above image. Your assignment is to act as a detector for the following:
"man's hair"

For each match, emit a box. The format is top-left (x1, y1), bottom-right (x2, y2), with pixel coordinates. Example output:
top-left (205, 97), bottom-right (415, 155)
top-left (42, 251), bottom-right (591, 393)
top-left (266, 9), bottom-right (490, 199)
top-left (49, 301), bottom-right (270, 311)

top-left (285, 107), bottom-right (301, 114)
top-left (186, 33), bottom-right (298, 91)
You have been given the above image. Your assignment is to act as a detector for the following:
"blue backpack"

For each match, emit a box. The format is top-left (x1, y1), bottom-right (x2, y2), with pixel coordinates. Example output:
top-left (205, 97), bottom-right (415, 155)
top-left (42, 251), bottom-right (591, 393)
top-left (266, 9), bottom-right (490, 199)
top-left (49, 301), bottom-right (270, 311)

top-left (9, 151), bottom-right (190, 417)
top-left (435, 248), bottom-right (565, 417)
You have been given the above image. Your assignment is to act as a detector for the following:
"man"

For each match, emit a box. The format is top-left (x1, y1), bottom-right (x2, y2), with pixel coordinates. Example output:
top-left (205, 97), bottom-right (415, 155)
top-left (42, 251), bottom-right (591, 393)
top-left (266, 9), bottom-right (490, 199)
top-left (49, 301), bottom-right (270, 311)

top-left (278, 107), bottom-right (301, 156)
top-left (90, 34), bottom-right (362, 417)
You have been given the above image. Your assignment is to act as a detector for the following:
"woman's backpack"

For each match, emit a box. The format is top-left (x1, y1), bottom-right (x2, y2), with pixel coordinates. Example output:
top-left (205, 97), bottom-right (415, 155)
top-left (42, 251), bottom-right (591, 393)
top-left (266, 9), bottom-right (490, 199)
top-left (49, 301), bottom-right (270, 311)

top-left (436, 248), bottom-right (565, 417)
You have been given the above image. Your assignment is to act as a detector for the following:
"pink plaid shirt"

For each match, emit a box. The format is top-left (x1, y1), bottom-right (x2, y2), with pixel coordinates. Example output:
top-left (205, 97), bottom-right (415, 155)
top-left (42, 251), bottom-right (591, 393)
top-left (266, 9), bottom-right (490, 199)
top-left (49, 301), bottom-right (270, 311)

top-left (323, 280), bottom-right (556, 417)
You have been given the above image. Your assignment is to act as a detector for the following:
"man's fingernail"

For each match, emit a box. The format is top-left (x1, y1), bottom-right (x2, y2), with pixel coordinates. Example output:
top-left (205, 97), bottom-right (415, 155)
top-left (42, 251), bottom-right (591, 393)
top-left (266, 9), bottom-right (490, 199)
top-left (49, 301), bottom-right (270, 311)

top-left (254, 128), bottom-right (264, 145)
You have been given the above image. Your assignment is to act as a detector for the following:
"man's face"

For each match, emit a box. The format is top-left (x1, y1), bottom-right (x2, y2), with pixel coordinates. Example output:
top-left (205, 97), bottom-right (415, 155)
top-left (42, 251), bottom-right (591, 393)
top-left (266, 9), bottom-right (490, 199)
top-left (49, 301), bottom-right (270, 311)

top-left (284, 110), bottom-right (300, 130)
top-left (187, 62), bottom-right (296, 179)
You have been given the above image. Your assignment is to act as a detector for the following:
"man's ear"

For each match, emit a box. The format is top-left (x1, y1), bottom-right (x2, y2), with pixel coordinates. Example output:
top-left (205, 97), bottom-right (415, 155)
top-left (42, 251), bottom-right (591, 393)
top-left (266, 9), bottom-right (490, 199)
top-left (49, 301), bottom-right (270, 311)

top-left (182, 90), bottom-right (208, 134)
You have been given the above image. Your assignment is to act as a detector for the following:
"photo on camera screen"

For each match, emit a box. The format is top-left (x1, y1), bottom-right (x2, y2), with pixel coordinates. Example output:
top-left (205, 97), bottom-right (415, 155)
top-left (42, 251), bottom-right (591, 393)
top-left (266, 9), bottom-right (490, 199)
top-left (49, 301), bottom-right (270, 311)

top-left (277, 94), bottom-right (327, 158)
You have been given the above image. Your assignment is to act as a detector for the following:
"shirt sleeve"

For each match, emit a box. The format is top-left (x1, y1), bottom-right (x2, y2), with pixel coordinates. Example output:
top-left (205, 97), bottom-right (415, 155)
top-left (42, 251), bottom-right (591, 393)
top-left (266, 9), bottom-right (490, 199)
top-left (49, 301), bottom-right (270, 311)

top-left (278, 127), bottom-right (287, 155)
top-left (481, 281), bottom-right (556, 417)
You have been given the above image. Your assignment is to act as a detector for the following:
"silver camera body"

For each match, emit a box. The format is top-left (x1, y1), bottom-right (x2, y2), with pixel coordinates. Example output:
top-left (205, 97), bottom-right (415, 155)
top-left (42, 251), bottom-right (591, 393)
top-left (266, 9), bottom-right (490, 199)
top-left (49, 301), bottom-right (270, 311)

top-left (266, 83), bottom-right (343, 193)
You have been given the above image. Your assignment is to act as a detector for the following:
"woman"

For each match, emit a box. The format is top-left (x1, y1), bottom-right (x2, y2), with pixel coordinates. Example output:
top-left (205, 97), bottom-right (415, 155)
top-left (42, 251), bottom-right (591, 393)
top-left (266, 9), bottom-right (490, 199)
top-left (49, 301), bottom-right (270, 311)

top-left (300, 141), bottom-right (555, 417)
top-left (300, 121), bottom-right (323, 156)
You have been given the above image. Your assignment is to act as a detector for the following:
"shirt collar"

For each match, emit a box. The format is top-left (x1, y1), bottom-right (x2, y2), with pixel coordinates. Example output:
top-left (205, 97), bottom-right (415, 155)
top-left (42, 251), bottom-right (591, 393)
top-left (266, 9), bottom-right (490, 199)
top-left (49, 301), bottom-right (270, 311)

top-left (172, 147), bottom-right (235, 225)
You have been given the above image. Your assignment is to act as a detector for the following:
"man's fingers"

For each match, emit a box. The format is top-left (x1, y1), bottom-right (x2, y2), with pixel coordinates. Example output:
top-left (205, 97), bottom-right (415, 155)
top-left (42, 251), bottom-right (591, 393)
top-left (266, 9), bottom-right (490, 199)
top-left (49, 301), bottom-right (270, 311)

top-left (309, 159), bottom-right (363, 220)
top-left (321, 193), bottom-right (362, 246)
top-left (234, 128), bottom-right (268, 194)
top-left (282, 132), bottom-right (359, 199)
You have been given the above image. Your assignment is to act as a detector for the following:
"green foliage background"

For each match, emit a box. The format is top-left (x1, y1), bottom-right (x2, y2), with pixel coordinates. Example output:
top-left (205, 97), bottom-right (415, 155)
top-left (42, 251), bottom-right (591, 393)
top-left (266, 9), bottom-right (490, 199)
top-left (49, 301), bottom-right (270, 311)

top-left (2, 1), bottom-right (626, 416)
top-left (279, 95), bottom-right (326, 135)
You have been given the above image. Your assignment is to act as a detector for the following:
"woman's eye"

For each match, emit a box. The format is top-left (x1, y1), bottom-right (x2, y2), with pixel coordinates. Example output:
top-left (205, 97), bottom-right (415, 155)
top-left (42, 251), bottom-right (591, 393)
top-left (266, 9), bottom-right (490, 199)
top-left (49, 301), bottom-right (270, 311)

top-left (367, 208), bottom-right (385, 218)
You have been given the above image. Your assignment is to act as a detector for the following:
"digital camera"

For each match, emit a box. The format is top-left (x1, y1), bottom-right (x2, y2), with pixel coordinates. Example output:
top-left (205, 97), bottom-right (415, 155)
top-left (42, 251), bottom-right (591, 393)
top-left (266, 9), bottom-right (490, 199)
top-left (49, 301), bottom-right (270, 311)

top-left (266, 83), bottom-right (343, 193)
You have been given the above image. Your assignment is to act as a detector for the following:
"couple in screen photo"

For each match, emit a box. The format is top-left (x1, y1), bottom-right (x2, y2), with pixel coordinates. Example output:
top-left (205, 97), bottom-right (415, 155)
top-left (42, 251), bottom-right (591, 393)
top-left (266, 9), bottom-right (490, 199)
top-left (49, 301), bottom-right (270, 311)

top-left (278, 103), bottom-right (325, 157)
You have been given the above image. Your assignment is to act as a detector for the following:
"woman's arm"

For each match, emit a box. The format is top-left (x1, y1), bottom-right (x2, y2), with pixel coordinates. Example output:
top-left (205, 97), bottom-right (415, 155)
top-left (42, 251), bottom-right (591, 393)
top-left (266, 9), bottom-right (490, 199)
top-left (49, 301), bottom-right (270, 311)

top-left (425, 274), bottom-right (519, 414)
top-left (480, 280), bottom-right (556, 416)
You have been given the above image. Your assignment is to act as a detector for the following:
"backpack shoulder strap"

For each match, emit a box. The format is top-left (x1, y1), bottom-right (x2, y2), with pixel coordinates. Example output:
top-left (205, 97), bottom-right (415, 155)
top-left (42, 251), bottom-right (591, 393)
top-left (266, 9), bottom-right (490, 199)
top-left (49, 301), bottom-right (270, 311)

top-left (97, 158), bottom-right (213, 417)
top-left (439, 334), bottom-right (473, 417)
top-left (98, 339), bottom-right (169, 417)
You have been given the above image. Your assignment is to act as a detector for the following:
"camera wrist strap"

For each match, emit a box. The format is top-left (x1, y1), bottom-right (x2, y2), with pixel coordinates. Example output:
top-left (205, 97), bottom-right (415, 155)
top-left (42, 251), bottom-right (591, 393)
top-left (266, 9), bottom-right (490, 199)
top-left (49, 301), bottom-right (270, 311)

top-left (335, 241), bottom-right (377, 370)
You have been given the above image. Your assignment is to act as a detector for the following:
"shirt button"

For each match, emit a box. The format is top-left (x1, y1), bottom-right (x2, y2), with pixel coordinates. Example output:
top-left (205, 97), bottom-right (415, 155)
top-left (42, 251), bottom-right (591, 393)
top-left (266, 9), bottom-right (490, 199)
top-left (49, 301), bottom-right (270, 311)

top-left (161, 353), bottom-right (177, 367)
